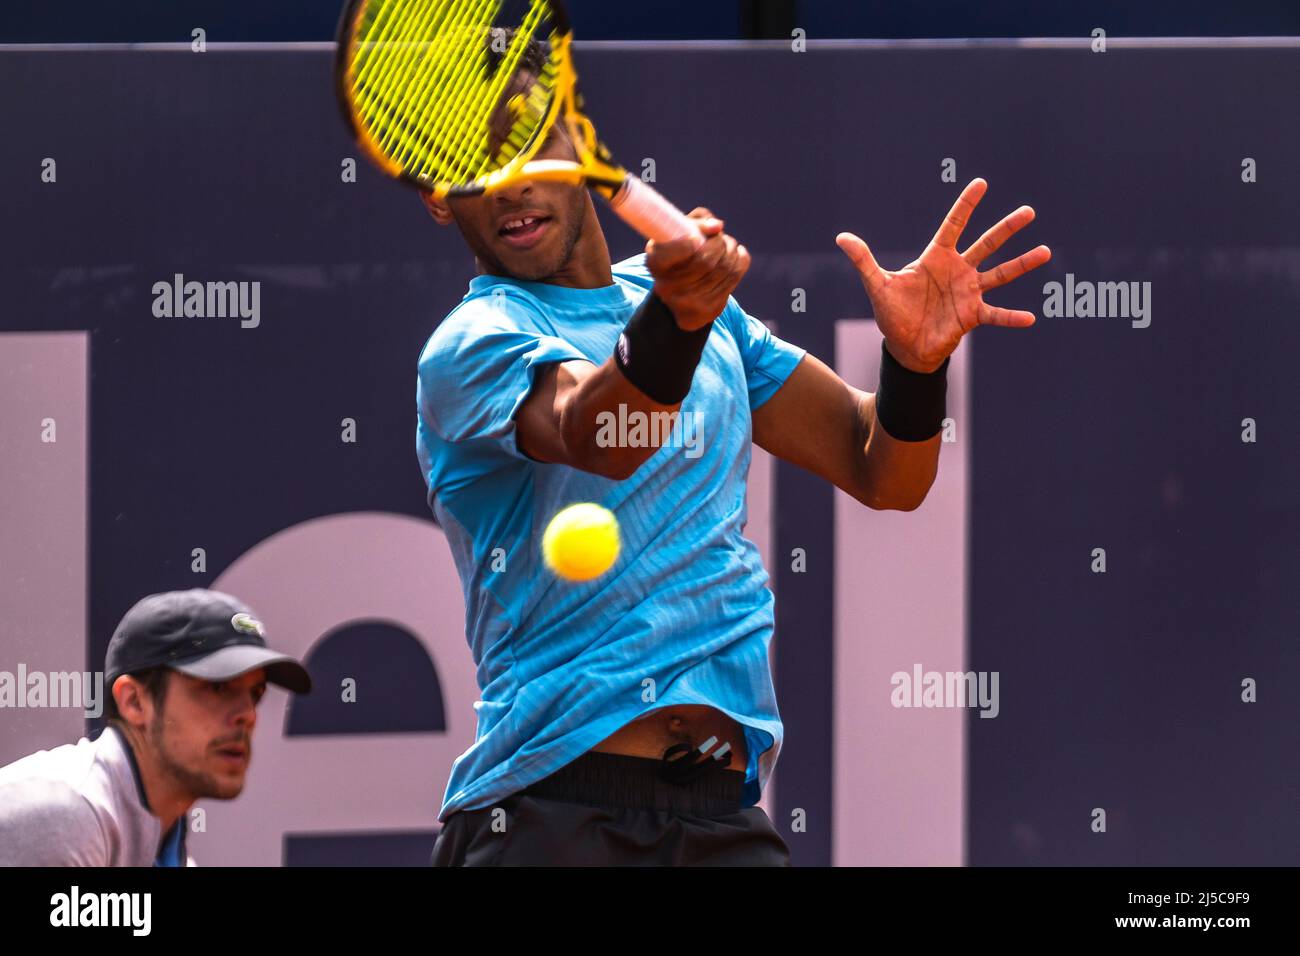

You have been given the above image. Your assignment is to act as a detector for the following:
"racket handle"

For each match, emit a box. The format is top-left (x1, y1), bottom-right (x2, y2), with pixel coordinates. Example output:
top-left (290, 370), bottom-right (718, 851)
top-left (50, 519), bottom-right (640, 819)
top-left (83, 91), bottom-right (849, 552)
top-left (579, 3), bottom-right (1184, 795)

top-left (608, 175), bottom-right (704, 248)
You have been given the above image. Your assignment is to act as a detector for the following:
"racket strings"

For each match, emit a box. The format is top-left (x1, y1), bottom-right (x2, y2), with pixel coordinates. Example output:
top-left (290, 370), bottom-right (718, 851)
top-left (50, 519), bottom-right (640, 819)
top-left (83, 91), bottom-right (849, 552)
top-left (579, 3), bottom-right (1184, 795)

top-left (347, 0), bottom-right (561, 186)
top-left (380, 0), bottom-right (492, 172)
top-left (493, 57), bottom-right (558, 164)
top-left (356, 0), bottom-right (482, 171)
top-left (426, 2), bottom-right (555, 183)
top-left (443, 10), bottom-right (554, 181)
top-left (348, 0), bottom-right (438, 162)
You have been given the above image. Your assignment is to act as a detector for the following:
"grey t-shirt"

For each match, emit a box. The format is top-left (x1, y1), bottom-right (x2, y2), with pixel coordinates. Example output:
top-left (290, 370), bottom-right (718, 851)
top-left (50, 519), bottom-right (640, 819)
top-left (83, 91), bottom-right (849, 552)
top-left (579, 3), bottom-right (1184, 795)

top-left (0, 725), bottom-right (188, 866)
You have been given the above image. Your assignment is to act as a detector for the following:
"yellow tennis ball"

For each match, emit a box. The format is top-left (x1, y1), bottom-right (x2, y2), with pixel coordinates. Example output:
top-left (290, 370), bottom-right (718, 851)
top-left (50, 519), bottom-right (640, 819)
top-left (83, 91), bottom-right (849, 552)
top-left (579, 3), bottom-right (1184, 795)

top-left (542, 503), bottom-right (620, 582)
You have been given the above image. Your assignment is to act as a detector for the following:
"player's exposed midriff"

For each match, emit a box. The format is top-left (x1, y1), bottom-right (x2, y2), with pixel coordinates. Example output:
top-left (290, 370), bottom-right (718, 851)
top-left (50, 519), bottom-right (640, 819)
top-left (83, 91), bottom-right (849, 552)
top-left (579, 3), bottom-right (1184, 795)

top-left (589, 704), bottom-right (749, 773)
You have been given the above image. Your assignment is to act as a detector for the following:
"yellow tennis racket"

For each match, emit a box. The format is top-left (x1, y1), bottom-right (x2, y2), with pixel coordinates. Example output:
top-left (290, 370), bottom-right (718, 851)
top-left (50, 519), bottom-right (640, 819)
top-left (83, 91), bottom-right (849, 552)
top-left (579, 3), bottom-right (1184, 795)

top-left (335, 0), bottom-right (702, 246)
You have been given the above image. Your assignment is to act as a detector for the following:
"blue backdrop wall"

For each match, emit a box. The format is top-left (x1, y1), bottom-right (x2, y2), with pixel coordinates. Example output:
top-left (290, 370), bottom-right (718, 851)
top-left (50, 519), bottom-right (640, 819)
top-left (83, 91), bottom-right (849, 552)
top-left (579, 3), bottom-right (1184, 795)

top-left (1, 40), bottom-right (1297, 865)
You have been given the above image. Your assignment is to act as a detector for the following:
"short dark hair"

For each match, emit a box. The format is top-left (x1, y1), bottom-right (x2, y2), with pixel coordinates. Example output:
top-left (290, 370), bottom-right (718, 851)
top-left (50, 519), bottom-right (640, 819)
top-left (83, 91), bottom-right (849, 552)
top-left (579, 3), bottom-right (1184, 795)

top-left (486, 27), bottom-right (550, 78)
top-left (105, 667), bottom-right (171, 728)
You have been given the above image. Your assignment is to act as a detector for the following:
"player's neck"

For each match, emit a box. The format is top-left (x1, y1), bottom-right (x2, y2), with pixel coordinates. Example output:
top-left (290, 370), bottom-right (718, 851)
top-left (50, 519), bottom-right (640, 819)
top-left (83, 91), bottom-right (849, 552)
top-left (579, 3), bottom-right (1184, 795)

top-left (119, 726), bottom-right (194, 833)
top-left (542, 248), bottom-right (614, 290)
top-left (556, 202), bottom-right (613, 287)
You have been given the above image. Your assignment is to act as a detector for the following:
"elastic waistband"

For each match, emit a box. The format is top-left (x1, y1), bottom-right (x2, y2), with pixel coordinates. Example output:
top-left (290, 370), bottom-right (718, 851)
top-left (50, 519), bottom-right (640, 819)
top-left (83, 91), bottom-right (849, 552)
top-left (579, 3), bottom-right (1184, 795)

top-left (521, 750), bottom-right (745, 817)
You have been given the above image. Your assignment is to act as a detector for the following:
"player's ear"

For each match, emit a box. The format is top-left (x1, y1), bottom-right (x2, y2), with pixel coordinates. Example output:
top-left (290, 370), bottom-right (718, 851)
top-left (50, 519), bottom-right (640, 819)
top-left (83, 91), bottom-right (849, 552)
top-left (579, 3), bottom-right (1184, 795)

top-left (421, 190), bottom-right (456, 226)
top-left (113, 675), bottom-right (147, 727)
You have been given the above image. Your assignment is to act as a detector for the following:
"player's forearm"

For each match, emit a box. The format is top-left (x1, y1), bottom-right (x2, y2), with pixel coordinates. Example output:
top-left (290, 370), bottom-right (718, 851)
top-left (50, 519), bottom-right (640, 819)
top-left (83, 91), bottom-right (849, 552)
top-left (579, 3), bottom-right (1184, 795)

top-left (558, 357), bottom-right (682, 480)
top-left (518, 293), bottom-right (712, 479)
top-left (857, 392), bottom-right (941, 511)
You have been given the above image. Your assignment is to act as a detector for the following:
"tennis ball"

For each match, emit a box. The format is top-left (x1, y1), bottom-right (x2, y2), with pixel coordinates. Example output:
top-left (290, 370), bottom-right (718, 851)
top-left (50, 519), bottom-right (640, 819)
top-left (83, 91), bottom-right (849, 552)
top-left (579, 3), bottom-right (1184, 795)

top-left (542, 503), bottom-right (621, 582)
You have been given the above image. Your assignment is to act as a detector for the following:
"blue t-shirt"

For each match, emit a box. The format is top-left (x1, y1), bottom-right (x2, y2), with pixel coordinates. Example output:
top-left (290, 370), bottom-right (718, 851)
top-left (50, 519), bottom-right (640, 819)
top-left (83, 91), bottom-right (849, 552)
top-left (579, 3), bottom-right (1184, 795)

top-left (154, 819), bottom-right (186, 867)
top-left (416, 254), bottom-right (806, 819)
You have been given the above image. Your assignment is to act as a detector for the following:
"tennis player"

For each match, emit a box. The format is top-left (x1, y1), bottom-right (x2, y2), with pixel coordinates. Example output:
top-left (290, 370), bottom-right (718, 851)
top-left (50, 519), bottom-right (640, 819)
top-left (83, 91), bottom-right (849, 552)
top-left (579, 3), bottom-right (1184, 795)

top-left (0, 589), bottom-right (311, 866)
top-left (418, 86), bottom-right (1049, 865)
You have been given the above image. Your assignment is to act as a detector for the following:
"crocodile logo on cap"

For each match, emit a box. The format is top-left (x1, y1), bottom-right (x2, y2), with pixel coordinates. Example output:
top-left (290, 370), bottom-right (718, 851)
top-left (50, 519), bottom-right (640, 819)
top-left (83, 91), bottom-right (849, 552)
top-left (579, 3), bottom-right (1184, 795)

top-left (230, 613), bottom-right (264, 637)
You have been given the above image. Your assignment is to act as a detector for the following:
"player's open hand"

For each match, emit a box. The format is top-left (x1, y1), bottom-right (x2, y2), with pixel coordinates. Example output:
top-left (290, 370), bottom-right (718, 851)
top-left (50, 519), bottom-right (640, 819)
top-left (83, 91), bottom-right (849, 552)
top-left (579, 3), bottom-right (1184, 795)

top-left (836, 179), bottom-right (1051, 373)
top-left (646, 208), bottom-right (750, 332)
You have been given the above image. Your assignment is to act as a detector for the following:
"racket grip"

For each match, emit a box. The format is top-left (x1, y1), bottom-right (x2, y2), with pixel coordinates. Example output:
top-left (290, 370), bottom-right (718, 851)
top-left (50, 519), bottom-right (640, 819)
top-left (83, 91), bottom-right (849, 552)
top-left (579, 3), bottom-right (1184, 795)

top-left (608, 176), bottom-right (704, 248)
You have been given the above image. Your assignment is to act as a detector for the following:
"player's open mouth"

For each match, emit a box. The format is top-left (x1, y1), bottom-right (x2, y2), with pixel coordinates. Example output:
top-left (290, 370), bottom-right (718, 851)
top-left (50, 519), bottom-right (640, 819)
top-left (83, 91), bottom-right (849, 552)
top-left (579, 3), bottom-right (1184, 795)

top-left (216, 745), bottom-right (248, 765)
top-left (498, 214), bottom-right (551, 249)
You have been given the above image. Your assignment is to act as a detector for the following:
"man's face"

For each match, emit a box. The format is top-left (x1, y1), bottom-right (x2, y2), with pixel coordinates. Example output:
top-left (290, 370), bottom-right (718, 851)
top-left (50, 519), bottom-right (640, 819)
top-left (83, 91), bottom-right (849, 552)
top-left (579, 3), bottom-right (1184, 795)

top-left (441, 125), bottom-right (590, 282)
top-left (146, 669), bottom-right (267, 801)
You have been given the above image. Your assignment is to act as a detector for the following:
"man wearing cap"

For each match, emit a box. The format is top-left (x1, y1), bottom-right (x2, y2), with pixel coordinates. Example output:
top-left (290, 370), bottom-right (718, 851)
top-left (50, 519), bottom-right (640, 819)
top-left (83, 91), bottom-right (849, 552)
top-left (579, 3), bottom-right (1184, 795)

top-left (0, 589), bottom-right (311, 867)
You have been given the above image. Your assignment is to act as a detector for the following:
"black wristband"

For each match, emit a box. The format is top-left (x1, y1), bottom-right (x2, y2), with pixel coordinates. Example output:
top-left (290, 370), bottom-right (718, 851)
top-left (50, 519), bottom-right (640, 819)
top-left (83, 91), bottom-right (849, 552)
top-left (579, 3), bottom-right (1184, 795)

top-left (875, 340), bottom-right (949, 441)
top-left (613, 293), bottom-right (712, 405)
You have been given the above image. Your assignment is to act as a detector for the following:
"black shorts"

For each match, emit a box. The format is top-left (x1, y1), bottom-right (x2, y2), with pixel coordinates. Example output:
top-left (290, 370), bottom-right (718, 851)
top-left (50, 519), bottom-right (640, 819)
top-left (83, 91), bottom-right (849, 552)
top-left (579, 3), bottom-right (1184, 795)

top-left (431, 750), bottom-right (790, 866)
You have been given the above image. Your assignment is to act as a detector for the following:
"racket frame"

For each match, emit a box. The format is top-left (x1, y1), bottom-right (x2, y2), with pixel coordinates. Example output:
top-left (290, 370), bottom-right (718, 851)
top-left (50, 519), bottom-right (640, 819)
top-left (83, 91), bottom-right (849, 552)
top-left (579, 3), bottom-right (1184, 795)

top-left (334, 0), bottom-right (699, 244)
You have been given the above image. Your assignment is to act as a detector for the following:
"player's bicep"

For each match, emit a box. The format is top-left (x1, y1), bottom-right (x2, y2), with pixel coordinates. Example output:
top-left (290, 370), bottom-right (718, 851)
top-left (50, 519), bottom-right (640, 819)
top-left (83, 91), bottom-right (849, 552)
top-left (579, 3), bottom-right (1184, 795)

top-left (514, 358), bottom-right (599, 464)
top-left (752, 352), bottom-right (873, 503)
top-left (417, 301), bottom-right (589, 459)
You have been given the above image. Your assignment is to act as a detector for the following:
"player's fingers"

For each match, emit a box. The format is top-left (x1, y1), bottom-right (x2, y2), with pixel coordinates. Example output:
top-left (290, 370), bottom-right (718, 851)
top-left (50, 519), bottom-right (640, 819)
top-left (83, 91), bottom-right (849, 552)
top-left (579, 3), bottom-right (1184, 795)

top-left (699, 269), bottom-right (741, 308)
top-left (836, 231), bottom-right (886, 297)
top-left (687, 209), bottom-right (725, 244)
top-left (702, 236), bottom-right (746, 298)
top-left (720, 232), bottom-right (739, 261)
top-left (978, 245), bottom-right (1052, 291)
top-left (978, 303), bottom-right (1037, 328)
top-left (681, 231), bottom-right (733, 291)
top-left (734, 242), bottom-right (752, 280)
top-left (648, 220), bottom-right (723, 270)
top-left (712, 234), bottom-right (743, 286)
top-left (690, 229), bottom-right (730, 273)
top-left (963, 206), bottom-right (1035, 266)
top-left (931, 178), bottom-right (987, 250)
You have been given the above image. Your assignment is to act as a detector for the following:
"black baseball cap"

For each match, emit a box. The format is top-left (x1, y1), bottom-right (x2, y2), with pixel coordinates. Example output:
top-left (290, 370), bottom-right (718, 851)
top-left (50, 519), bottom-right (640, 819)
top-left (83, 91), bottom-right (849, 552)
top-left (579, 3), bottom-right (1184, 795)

top-left (105, 589), bottom-right (311, 694)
